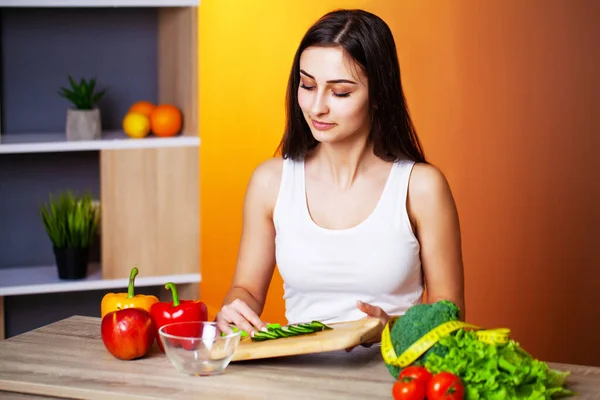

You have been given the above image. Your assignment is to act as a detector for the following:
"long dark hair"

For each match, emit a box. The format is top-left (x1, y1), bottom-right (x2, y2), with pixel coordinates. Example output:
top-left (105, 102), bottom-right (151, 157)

top-left (276, 9), bottom-right (426, 163)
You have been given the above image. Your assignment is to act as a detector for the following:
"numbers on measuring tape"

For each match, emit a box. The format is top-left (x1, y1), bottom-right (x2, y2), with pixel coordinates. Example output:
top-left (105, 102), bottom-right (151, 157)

top-left (475, 328), bottom-right (511, 344)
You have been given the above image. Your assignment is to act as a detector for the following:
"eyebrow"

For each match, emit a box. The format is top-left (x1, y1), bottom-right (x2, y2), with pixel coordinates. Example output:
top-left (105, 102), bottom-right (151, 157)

top-left (300, 69), bottom-right (357, 85)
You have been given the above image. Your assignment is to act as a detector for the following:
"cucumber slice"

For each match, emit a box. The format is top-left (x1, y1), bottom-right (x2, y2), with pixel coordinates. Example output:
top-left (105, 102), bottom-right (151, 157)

top-left (250, 335), bottom-right (269, 341)
top-left (310, 321), bottom-right (332, 330)
top-left (253, 331), bottom-right (278, 340)
top-left (297, 323), bottom-right (320, 332)
top-left (266, 323), bottom-right (281, 330)
top-left (273, 328), bottom-right (292, 338)
top-left (288, 325), bottom-right (314, 334)
top-left (280, 326), bottom-right (298, 336)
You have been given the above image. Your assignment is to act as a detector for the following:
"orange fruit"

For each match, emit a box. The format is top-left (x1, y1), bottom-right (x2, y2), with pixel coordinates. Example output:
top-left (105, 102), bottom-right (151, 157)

top-left (150, 104), bottom-right (182, 137)
top-left (123, 112), bottom-right (151, 139)
top-left (129, 101), bottom-right (155, 119)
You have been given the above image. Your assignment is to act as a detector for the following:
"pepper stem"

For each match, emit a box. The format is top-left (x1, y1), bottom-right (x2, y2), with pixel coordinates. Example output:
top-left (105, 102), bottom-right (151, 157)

top-left (165, 282), bottom-right (180, 307)
top-left (127, 267), bottom-right (139, 299)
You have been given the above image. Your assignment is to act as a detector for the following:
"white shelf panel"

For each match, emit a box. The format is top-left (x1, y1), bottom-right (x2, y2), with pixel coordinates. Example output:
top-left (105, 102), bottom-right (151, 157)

top-left (0, 264), bottom-right (201, 296)
top-left (0, 0), bottom-right (199, 7)
top-left (0, 130), bottom-right (200, 154)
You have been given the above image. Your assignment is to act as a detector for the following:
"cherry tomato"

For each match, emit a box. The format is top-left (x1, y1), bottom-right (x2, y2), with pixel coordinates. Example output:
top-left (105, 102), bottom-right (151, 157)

top-left (392, 377), bottom-right (426, 400)
top-left (398, 366), bottom-right (433, 388)
top-left (426, 371), bottom-right (465, 400)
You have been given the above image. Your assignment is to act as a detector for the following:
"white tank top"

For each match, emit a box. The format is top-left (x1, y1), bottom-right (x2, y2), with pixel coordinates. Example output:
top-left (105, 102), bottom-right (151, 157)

top-left (273, 158), bottom-right (424, 325)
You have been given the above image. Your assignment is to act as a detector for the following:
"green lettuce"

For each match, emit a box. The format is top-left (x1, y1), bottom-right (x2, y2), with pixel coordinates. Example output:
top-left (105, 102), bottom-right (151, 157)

top-left (424, 329), bottom-right (575, 400)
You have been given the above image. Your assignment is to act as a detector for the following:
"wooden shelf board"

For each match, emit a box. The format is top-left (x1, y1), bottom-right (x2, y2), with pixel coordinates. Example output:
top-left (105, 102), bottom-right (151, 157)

top-left (0, 130), bottom-right (200, 154)
top-left (0, 264), bottom-right (201, 296)
top-left (0, 0), bottom-right (199, 7)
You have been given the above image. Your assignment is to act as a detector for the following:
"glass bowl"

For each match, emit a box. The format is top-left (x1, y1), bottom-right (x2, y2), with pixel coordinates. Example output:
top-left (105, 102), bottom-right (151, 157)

top-left (158, 321), bottom-right (242, 376)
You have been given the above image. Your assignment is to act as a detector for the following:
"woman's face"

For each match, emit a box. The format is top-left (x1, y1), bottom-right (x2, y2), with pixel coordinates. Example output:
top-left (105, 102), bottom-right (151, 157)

top-left (297, 46), bottom-right (370, 145)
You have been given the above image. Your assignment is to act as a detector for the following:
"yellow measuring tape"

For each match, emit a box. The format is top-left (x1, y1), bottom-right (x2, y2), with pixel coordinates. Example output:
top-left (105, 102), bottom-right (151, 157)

top-left (381, 319), bottom-right (511, 368)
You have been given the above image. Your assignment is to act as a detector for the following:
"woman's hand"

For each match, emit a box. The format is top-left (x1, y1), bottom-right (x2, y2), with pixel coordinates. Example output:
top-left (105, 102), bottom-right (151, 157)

top-left (216, 298), bottom-right (267, 336)
top-left (346, 300), bottom-right (391, 352)
top-left (357, 300), bottom-right (391, 327)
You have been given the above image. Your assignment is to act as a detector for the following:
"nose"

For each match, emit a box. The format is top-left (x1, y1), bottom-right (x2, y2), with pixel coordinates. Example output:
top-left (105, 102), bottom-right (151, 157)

top-left (310, 90), bottom-right (329, 116)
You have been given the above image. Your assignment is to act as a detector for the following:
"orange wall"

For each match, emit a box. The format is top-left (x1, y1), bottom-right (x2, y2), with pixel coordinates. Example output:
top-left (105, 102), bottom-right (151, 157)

top-left (198, 0), bottom-right (375, 322)
top-left (199, 0), bottom-right (600, 366)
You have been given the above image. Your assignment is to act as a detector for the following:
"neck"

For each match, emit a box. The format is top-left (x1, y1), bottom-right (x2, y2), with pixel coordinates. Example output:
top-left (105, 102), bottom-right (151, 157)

top-left (313, 135), bottom-right (376, 189)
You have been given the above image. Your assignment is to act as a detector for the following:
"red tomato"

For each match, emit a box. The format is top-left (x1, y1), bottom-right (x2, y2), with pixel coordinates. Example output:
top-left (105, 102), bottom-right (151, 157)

top-left (392, 378), bottom-right (426, 400)
top-left (398, 366), bottom-right (433, 388)
top-left (426, 372), bottom-right (465, 400)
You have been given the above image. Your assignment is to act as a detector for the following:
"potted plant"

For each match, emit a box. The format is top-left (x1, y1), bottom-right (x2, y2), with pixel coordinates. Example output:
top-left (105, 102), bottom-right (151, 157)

top-left (58, 75), bottom-right (107, 141)
top-left (39, 191), bottom-right (101, 280)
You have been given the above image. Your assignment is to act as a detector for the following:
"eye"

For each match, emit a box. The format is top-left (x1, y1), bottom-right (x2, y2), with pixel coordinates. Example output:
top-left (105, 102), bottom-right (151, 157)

top-left (332, 92), bottom-right (350, 98)
top-left (300, 83), bottom-right (315, 91)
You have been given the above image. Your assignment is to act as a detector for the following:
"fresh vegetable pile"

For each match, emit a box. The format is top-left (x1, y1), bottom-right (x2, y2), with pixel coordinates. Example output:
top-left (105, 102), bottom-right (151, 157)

top-left (100, 267), bottom-right (208, 360)
top-left (383, 301), bottom-right (575, 400)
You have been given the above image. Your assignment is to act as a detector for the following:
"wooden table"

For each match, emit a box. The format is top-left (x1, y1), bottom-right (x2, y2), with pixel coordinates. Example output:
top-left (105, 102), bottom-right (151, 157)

top-left (0, 316), bottom-right (598, 399)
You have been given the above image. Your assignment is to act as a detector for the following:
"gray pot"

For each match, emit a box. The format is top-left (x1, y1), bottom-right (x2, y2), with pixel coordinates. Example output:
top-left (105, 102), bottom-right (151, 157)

top-left (66, 108), bottom-right (101, 141)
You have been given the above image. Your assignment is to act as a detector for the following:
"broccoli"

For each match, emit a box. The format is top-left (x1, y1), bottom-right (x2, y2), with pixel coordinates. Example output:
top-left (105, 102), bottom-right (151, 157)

top-left (385, 300), bottom-right (461, 379)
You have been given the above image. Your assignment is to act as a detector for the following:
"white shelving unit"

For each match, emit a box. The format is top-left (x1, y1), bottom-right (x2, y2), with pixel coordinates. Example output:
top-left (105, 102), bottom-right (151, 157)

top-left (0, 131), bottom-right (200, 154)
top-left (0, 0), bottom-right (201, 341)
top-left (0, 0), bottom-right (199, 7)
top-left (0, 264), bottom-right (201, 297)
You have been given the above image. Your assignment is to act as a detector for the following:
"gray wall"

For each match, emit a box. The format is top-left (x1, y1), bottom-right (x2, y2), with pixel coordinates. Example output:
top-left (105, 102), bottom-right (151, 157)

top-left (0, 152), bottom-right (101, 268)
top-left (0, 7), bottom-right (162, 338)
top-left (1, 7), bottom-right (159, 133)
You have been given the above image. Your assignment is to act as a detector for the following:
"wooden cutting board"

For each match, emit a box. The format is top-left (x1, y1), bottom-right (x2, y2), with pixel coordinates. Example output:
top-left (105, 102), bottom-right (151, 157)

top-left (230, 317), bottom-right (383, 362)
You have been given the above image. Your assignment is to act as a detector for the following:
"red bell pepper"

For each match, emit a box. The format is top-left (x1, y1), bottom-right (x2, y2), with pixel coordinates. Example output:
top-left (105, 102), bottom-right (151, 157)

top-left (150, 282), bottom-right (208, 351)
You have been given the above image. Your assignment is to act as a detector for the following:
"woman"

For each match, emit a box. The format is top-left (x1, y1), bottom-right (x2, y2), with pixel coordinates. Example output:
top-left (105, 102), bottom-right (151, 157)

top-left (216, 9), bottom-right (465, 340)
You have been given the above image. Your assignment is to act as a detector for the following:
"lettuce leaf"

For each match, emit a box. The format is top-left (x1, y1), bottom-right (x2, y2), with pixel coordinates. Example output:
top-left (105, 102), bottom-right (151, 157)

top-left (424, 329), bottom-right (575, 400)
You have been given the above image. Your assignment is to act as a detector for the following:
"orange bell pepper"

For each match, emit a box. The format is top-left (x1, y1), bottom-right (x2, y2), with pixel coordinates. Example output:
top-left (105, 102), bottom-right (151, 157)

top-left (101, 267), bottom-right (159, 317)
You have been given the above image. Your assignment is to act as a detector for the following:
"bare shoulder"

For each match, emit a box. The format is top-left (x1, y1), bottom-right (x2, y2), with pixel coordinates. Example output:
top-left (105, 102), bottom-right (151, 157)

top-left (249, 156), bottom-right (283, 191)
top-left (246, 157), bottom-right (284, 215)
top-left (407, 162), bottom-right (458, 223)
top-left (409, 163), bottom-right (453, 197)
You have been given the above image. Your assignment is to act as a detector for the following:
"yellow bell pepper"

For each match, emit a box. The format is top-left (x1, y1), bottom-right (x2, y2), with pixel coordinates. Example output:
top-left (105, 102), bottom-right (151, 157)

top-left (101, 267), bottom-right (159, 317)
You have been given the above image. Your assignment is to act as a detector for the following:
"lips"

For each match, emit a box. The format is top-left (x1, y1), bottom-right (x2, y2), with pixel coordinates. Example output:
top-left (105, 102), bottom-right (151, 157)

top-left (311, 119), bottom-right (336, 131)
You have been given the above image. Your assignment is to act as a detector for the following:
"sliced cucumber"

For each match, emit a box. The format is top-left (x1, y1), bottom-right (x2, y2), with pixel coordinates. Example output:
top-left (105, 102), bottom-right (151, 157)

top-left (249, 335), bottom-right (269, 341)
top-left (287, 325), bottom-right (314, 334)
top-left (297, 323), bottom-right (320, 332)
top-left (274, 328), bottom-right (293, 337)
top-left (250, 320), bottom-right (333, 342)
top-left (280, 326), bottom-right (297, 335)
top-left (253, 331), bottom-right (279, 340)
top-left (266, 323), bottom-right (281, 330)
top-left (310, 321), bottom-right (333, 330)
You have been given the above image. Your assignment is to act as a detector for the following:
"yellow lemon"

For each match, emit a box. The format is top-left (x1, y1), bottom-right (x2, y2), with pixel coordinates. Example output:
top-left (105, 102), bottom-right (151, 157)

top-left (123, 112), bottom-right (150, 139)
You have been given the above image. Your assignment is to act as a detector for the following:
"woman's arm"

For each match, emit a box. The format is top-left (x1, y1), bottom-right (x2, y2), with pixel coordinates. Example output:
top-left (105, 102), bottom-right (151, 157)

top-left (217, 158), bottom-right (283, 333)
top-left (408, 163), bottom-right (466, 320)
top-left (355, 162), bottom-right (465, 337)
